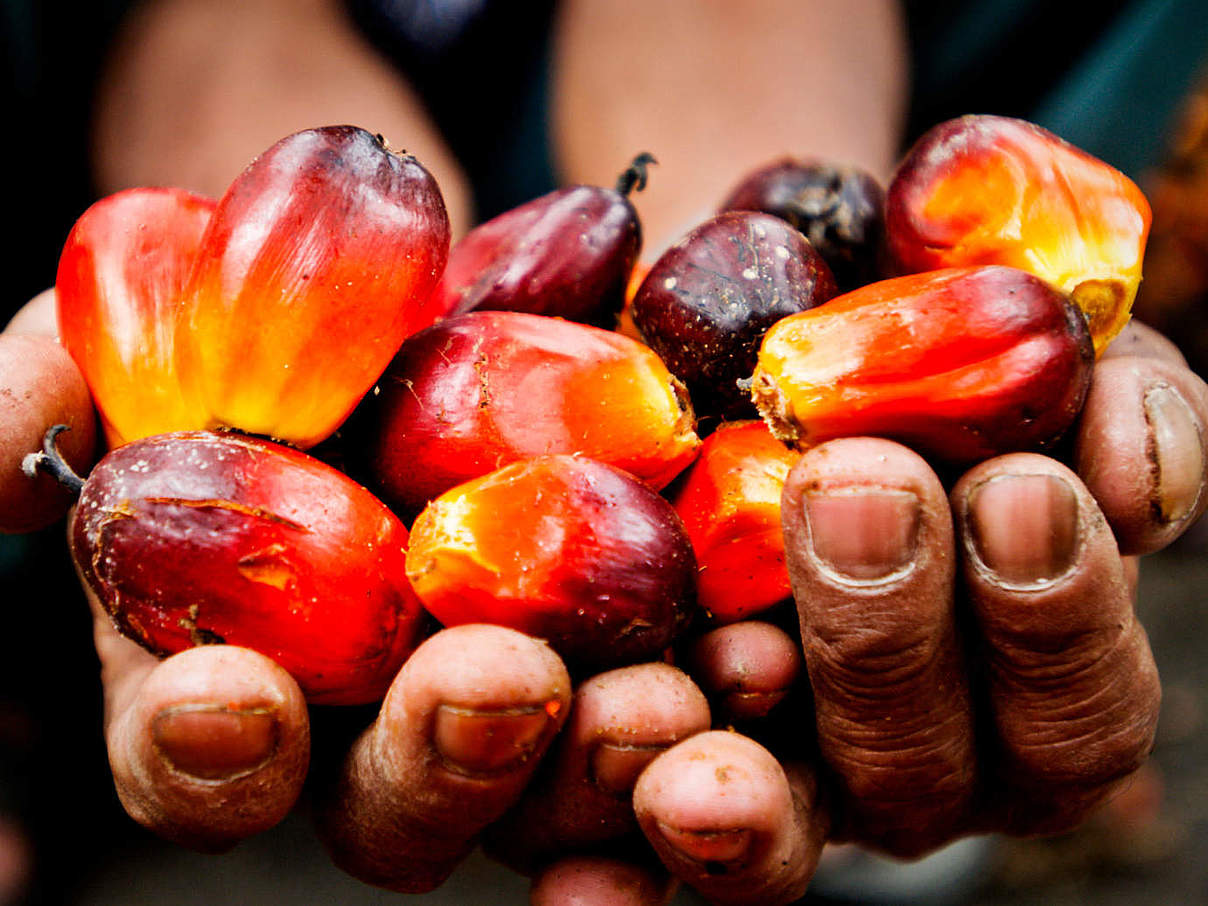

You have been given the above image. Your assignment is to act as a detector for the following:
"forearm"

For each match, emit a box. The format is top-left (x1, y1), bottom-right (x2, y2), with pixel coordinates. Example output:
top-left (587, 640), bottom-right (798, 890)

top-left (551, 0), bottom-right (909, 257)
top-left (91, 0), bottom-right (473, 235)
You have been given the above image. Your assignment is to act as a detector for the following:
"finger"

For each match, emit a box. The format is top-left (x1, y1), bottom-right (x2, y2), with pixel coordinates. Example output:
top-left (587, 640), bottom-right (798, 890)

top-left (485, 662), bottom-right (710, 873)
top-left (2, 288), bottom-right (58, 337)
top-left (634, 731), bottom-right (827, 906)
top-left (531, 855), bottom-right (677, 906)
top-left (780, 437), bottom-right (976, 855)
top-left (1074, 353), bottom-right (1208, 554)
top-left (682, 621), bottom-right (802, 723)
top-left (314, 624), bottom-right (571, 893)
top-left (86, 572), bottom-right (310, 853)
top-left (951, 454), bottom-right (1161, 835)
top-left (1099, 319), bottom-right (1187, 365)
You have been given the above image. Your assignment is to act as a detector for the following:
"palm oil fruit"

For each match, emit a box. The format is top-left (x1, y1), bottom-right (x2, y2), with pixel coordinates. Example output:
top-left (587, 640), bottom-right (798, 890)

top-left (175, 125), bottom-right (450, 448)
top-left (367, 310), bottom-right (700, 514)
top-left (56, 187), bottom-right (216, 447)
top-left (668, 420), bottom-right (799, 623)
top-left (631, 211), bottom-right (837, 423)
top-left (406, 455), bottom-right (697, 669)
top-left (751, 265), bottom-right (1095, 465)
top-left (720, 157), bottom-right (885, 292)
top-left (885, 114), bottom-right (1151, 356)
top-left (62, 429), bottom-right (424, 706)
top-left (423, 153), bottom-right (655, 328)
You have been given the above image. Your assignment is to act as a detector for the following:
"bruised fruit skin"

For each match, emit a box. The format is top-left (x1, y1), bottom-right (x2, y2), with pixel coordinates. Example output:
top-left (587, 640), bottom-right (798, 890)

top-left (719, 157), bottom-right (885, 292)
top-left (631, 211), bottom-right (836, 422)
top-left (669, 421), bottom-right (799, 623)
top-left (406, 455), bottom-right (697, 669)
top-left (0, 335), bottom-right (96, 533)
top-left (71, 431), bottom-right (423, 705)
top-left (175, 125), bottom-right (450, 449)
top-left (367, 311), bottom-right (700, 513)
top-left (886, 114), bottom-right (1151, 355)
top-left (56, 187), bottom-right (216, 447)
top-left (752, 265), bottom-right (1095, 465)
top-left (422, 155), bottom-right (653, 329)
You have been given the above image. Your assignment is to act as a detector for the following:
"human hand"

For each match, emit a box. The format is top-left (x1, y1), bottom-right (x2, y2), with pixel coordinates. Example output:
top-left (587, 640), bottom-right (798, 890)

top-left (7, 281), bottom-right (1203, 904)
top-left (574, 319), bottom-right (1202, 905)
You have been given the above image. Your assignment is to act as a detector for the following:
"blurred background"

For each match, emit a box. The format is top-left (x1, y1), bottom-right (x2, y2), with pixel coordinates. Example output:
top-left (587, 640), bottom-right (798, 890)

top-left (4, 0), bottom-right (1208, 903)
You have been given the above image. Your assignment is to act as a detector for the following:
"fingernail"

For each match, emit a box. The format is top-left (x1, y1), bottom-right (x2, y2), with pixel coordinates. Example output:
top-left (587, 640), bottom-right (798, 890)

top-left (967, 474), bottom-right (1079, 587)
top-left (590, 741), bottom-right (668, 795)
top-left (656, 822), bottom-right (752, 869)
top-left (153, 704), bottom-right (279, 780)
top-left (1145, 384), bottom-right (1204, 524)
top-left (804, 487), bottom-right (920, 581)
top-left (434, 705), bottom-right (550, 776)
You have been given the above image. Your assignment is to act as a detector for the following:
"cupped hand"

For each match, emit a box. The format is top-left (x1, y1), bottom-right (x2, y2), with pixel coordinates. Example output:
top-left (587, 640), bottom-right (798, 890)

top-left (12, 281), bottom-right (1205, 906)
top-left (616, 320), bottom-right (1206, 904)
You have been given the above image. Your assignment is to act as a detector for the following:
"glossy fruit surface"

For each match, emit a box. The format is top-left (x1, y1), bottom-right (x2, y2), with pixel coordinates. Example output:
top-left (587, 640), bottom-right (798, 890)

top-left (631, 211), bottom-right (836, 422)
top-left (720, 157), bottom-right (885, 291)
top-left (368, 311), bottom-right (700, 513)
top-left (752, 265), bottom-right (1095, 464)
top-left (885, 115), bottom-right (1151, 355)
top-left (668, 421), bottom-right (799, 623)
top-left (424, 182), bottom-right (642, 328)
top-left (176, 125), bottom-right (450, 448)
top-left (406, 455), bottom-right (697, 668)
top-left (56, 187), bottom-right (216, 447)
top-left (72, 431), bottom-right (423, 705)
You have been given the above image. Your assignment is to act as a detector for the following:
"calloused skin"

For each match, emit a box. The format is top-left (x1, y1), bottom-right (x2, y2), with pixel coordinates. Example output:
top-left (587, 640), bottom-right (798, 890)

top-left (9, 0), bottom-right (1207, 902)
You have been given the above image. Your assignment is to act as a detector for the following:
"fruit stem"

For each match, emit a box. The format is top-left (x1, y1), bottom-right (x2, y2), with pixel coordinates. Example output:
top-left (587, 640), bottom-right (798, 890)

top-left (616, 152), bottom-right (658, 196)
top-left (22, 425), bottom-right (85, 497)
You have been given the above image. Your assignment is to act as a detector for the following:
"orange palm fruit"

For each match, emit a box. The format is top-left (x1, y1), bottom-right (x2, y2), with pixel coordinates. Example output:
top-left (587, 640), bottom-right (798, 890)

top-left (367, 311), bottom-right (700, 513)
top-left (668, 420), bottom-right (799, 623)
top-left (886, 115), bottom-right (1151, 355)
top-left (56, 187), bottom-right (216, 447)
top-left (751, 265), bottom-right (1094, 465)
top-left (175, 125), bottom-right (450, 448)
top-left (406, 455), bottom-right (697, 669)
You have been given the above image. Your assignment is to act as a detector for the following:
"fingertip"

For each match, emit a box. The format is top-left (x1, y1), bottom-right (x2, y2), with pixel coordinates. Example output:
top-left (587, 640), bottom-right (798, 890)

top-left (108, 645), bottom-right (309, 851)
top-left (1075, 355), bottom-right (1208, 554)
top-left (317, 625), bottom-right (572, 892)
top-left (635, 731), bottom-right (824, 905)
top-left (683, 622), bottom-right (801, 722)
top-left (485, 662), bottom-right (710, 874)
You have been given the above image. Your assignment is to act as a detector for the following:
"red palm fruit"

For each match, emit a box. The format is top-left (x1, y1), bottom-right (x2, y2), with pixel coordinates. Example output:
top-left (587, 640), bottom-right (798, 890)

top-left (175, 125), bottom-right (450, 448)
top-left (631, 211), bottom-right (837, 423)
top-left (68, 430), bottom-right (423, 705)
top-left (885, 114), bottom-right (1151, 356)
top-left (56, 187), bottom-right (216, 447)
top-left (406, 455), bottom-right (697, 669)
top-left (668, 420), bottom-right (799, 623)
top-left (751, 265), bottom-right (1094, 465)
top-left (367, 311), bottom-right (700, 513)
top-left (719, 157), bottom-right (886, 292)
top-left (421, 154), bottom-right (655, 328)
